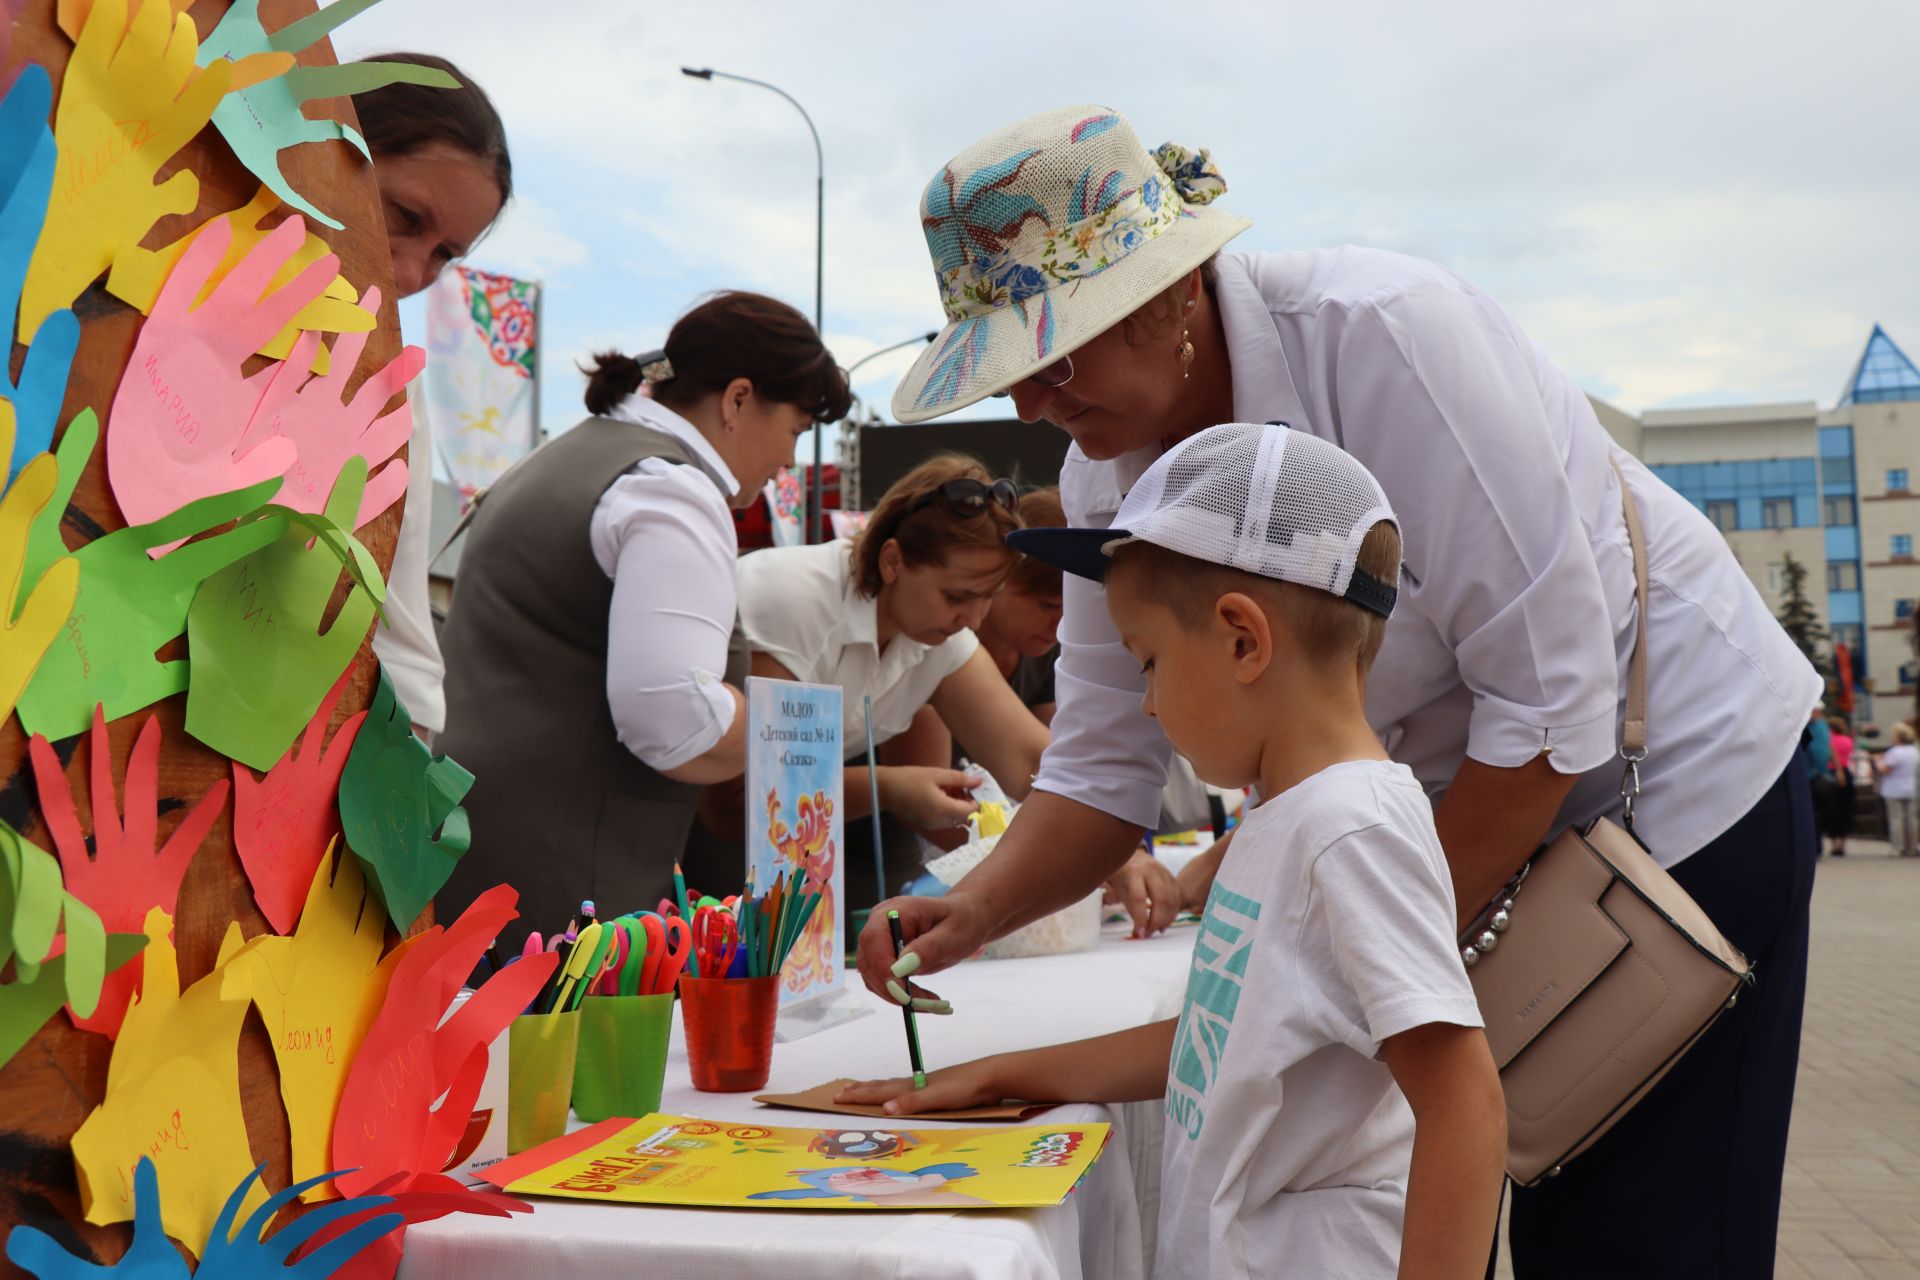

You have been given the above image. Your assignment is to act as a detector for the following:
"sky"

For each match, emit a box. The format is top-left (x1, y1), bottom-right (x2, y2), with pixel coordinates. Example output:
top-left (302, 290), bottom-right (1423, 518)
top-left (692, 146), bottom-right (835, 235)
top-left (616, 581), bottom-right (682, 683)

top-left (338, 0), bottom-right (1920, 449)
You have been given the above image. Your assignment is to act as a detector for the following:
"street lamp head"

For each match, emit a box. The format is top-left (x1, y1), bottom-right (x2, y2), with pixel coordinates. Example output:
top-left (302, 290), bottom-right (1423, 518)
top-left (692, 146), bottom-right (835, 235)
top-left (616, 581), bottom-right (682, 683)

top-left (681, 66), bottom-right (714, 79)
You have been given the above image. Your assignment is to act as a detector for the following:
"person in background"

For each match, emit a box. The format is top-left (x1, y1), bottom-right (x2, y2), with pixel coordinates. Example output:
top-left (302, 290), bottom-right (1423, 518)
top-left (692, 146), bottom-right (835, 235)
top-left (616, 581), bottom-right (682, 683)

top-left (1876, 723), bottom-right (1919, 857)
top-left (354, 53), bottom-right (514, 738)
top-left (973, 486), bottom-right (1066, 725)
top-left (434, 293), bottom-right (849, 947)
top-left (1824, 714), bottom-right (1856, 857)
top-left (729, 456), bottom-right (1052, 909)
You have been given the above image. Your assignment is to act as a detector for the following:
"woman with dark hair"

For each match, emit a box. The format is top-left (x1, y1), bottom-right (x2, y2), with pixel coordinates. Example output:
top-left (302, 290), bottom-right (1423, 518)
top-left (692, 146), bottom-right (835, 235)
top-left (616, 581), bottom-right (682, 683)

top-left (355, 52), bottom-right (513, 738)
top-left (434, 291), bottom-right (850, 944)
top-left (731, 456), bottom-right (1052, 907)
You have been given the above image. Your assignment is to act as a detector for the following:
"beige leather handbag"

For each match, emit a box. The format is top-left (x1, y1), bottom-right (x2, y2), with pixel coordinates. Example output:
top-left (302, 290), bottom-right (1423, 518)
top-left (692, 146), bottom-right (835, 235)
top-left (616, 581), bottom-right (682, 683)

top-left (1458, 461), bottom-right (1755, 1187)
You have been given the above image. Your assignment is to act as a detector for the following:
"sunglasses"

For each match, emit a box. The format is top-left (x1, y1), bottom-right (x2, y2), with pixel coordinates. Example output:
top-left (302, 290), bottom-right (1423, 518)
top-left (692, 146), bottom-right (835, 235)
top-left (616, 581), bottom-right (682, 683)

top-left (989, 354), bottom-right (1075, 398)
top-left (906, 477), bottom-right (1022, 518)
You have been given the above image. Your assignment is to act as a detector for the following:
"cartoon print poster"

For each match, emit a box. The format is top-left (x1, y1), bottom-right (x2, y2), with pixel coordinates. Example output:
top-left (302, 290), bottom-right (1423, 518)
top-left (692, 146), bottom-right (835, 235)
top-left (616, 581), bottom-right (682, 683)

top-left (746, 677), bottom-right (843, 1010)
top-left (495, 1114), bottom-right (1110, 1211)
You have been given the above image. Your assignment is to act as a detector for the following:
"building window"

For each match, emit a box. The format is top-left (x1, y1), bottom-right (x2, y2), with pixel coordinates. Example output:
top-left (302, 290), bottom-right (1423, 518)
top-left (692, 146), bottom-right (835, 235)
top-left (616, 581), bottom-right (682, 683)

top-left (1761, 497), bottom-right (1794, 528)
top-left (1891, 468), bottom-right (1911, 493)
top-left (1902, 661), bottom-right (1920, 690)
top-left (1707, 500), bottom-right (1738, 533)
top-left (1899, 600), bottom-right (1917, 621)
top-left (1766, 562), bottom-right (1784, 593)
top-left (1896, 534), bottom-right (1915, 559)
top-left (1825, 495), bottom-right (1855, 526)
top-left (1828, 562), bottom-right (1860, 591)
top-left (1832, 623), bottom-right (1864, 653)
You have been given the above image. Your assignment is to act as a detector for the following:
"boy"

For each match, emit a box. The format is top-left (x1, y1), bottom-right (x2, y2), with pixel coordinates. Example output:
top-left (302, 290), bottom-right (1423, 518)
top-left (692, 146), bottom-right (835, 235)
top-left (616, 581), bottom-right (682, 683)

top-left (839, 424), bottom-right (1506, 1279)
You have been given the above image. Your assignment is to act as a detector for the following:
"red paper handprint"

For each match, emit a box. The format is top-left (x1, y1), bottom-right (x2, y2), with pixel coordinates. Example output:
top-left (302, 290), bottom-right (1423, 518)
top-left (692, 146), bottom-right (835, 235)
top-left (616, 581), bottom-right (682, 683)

top-left (233, 665), bottom-right (367, 934)
top-left (105, 212), bottom-right (331, 540)
top-left (239, 286), bottom-right (423, 530)
top-left (30, 706), bottom-right (230, 1037)
top-left (329, 885), bottom-right (553, 1276)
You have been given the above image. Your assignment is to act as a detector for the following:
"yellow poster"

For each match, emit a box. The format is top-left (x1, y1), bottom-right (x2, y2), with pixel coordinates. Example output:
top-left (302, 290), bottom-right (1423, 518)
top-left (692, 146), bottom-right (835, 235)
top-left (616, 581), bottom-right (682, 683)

top-left (500, 1114), bottom-right (1110, 1210)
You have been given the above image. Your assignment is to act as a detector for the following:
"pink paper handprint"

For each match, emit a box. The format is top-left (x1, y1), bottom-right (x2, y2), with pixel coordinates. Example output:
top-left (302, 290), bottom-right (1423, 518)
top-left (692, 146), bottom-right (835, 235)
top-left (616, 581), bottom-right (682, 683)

top-left (29, 706), bottom-right (230, 1038)
top-left (241, 287), bottom-right (423, 529)
top-left (105, 213), bottom-right (333, 540)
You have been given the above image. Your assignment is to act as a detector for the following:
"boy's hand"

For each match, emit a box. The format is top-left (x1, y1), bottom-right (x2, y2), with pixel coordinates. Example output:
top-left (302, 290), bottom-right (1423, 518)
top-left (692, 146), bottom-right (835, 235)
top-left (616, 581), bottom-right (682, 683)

top-left (1104, 848), bottom-right (1180, 937)
top-left (835, 1058), bottom-right (1005, 1116)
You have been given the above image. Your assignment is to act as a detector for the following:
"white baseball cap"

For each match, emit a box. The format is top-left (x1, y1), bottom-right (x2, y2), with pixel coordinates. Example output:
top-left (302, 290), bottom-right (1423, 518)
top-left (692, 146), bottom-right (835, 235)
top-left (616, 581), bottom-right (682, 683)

top-left (1007, 423), bottom-right (1400, 617)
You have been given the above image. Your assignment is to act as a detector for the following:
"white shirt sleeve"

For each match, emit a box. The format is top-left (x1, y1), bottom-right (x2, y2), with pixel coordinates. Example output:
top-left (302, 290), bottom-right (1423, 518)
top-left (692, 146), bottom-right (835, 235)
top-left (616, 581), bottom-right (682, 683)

top-left (1028, 458), bottom-right (1172, 828)
top-left (370, 388), bottom-right (446, 732)
top-left (592, 460), bottom-right (740, 772)
top-left (1334, 286), bottom-right (1620, 775)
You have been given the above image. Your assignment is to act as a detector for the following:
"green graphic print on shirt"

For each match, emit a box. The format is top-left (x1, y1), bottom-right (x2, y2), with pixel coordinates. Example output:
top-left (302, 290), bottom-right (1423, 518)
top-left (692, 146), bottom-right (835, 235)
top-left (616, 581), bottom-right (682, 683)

top-left (1167, 882), bottom-right (1263, 1142)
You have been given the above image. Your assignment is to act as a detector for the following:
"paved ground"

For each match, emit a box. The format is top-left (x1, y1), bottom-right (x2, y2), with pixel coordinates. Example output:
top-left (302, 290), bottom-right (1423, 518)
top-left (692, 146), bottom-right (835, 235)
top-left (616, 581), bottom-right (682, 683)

top-left (1494, 837), bottom-right (1920, 1278)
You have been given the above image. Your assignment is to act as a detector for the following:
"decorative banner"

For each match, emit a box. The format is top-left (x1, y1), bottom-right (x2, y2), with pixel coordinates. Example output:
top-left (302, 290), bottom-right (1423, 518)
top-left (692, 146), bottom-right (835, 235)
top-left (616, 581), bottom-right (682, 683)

top-left (765, 467), bottom-right (805, 547)
top-left (828, 509), bottom-right (869, 540)
top-left (425, 265), bottom-right (540, 509)
top-left (745, 677), bottom-right (843, 1012)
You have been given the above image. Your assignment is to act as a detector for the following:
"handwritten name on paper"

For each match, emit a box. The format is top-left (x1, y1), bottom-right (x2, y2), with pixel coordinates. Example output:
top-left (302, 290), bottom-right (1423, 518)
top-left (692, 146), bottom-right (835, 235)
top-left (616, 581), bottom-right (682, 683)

top-left (138, 353), bottom-right (204, 445)
top-left (62, 116), bottom-right (155, 204)
top-left (216, 555), bottom-right (277, 645)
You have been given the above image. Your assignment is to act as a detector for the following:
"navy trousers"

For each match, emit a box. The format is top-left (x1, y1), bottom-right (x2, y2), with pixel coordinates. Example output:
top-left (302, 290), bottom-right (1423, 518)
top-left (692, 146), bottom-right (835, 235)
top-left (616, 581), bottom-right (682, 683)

top-left (1506, 754), bottom-right (1818, 1278)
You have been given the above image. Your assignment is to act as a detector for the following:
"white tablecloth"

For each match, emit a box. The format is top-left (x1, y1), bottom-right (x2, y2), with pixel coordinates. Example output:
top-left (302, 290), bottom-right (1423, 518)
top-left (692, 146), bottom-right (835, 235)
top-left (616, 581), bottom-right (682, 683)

top-left (400, 925), bottom-right (1195, 1280)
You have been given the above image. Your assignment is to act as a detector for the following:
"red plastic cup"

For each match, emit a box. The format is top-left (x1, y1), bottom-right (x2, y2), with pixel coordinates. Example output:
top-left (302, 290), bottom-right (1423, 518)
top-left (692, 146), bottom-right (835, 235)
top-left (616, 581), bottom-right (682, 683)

top-left (679, 974), bottom-right (778, 1092)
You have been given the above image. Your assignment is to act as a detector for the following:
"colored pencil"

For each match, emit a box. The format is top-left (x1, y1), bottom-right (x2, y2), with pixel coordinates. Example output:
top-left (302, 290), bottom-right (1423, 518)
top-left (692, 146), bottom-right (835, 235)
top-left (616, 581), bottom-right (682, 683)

top-left (674, 861), bottom-right (694, 976)
top-left (887, 910), bottom-right (928, 1089)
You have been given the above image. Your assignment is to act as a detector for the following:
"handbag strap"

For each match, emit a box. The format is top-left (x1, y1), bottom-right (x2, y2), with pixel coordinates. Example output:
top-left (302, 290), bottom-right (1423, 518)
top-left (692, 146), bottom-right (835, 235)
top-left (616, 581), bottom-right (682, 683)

top-left (1610, 456), bottom-right (1652, 826)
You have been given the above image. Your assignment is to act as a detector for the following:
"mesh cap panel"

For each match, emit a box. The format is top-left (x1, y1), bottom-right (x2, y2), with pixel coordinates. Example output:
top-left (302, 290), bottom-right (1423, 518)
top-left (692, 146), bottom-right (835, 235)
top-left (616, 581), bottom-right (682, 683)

top-left (1111, 424), bottom-right (1399, 613)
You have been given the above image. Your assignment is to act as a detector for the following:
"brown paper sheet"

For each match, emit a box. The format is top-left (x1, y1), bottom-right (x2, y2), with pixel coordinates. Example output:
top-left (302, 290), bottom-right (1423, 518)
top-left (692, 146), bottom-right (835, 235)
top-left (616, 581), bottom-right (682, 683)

top-left (755, 1078), bottom-right (1054, 1122)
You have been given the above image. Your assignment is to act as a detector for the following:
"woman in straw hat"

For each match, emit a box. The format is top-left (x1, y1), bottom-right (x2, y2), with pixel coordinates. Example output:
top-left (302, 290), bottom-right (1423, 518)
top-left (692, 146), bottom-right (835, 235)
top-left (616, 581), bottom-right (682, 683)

top-left (858, 105), bottom-right (1819, 1278)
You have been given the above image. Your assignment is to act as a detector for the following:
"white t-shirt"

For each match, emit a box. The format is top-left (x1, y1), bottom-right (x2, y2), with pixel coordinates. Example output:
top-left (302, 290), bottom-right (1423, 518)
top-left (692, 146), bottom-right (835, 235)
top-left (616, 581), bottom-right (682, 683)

top-left (1879, 744), bottom-right (1919, 800)
top-left (1157, 759), bottom-right (1484, 1280)
top-left (737, 540), bottom-right (979, 758)
top-left (1037, 248), bottom-right (1821, 869)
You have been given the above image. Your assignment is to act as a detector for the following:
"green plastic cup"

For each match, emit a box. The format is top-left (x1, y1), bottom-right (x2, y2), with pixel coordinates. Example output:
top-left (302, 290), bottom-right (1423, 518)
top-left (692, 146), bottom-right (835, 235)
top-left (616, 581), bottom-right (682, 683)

top-left (507, 1008), bottom-right (582, 1153)
top-left (571, 992), bottom-right (675, 1122)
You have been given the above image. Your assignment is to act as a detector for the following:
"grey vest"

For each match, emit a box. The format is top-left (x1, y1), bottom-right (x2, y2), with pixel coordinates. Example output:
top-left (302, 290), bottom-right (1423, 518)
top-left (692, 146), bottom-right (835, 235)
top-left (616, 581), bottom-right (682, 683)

top-left (435, 417), bottom-right (747, 945)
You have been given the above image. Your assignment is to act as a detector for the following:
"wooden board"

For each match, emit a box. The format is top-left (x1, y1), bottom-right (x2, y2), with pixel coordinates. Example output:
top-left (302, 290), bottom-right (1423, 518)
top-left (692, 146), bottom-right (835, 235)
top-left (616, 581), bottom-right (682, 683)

top-left (0, 0), bottom-right (405, 1268)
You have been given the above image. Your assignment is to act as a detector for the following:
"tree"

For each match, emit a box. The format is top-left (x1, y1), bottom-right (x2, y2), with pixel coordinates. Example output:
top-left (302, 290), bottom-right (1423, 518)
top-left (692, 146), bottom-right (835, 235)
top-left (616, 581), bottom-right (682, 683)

top-left (1776, 552), bottom-right (1830, 674)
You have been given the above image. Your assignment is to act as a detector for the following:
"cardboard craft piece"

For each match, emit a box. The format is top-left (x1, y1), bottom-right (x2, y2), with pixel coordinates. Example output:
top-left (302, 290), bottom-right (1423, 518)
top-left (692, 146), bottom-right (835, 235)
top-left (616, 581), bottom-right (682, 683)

top-left (221, 845), bottom-right (414, 1200)
top-left (70, 908), bottom-right (263, 1258)
top-left (337, 669), bottom-right (473, 928)
top-left (232, 665), bottom-right (367, 934)
top-left (15, 411), bottom-right (288, 740)
top-left (105, 186), bottom-right (374, 373)
top-left (185, 458), bottom-right (384, 771)
top-left (30, 707), bottom-right (227, 1037)
top-left (755, 1079), bottom-right (1056, 1123)
top-left (239, 287), bottom-right (423, 531)
top-left (331, 885), bottom-right (556, 1202)
top-left (4, 1156), bottom-right (410, 1278)
top-left (199, 0), bottom-right (459, 231)
top-left (104, 213), bottom-right (320, 537)
top-left (20, 0), bottom-right (233, 343)
top-left (0, 67), bottom-right (79, 478)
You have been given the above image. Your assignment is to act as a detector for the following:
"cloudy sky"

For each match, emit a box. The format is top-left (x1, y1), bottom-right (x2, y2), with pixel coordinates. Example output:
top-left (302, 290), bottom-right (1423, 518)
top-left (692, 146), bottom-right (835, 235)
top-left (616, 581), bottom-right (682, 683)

top-left (339, 0), bottom-right (1920, 440)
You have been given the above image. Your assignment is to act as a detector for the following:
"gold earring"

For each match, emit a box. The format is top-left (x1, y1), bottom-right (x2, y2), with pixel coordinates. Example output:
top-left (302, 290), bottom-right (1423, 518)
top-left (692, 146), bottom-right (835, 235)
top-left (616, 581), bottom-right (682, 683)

top-left (1177, 328), bottom-right (1195, 380)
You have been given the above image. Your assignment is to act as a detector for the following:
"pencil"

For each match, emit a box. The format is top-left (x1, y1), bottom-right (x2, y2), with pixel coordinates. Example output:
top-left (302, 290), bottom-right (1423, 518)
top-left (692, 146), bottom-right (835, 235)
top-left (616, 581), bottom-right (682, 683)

top-left (886, 910), bottom-right (927, 1090)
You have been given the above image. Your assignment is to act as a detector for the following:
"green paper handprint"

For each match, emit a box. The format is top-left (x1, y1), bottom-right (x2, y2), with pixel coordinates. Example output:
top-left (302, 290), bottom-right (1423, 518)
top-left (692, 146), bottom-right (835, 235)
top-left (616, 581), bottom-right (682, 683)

top-left (14, 411), bottom-right (287, 740)
top-left (186, 457), bottom-right (386, 771)
top-left (339, 669), bottom-right (474, 930)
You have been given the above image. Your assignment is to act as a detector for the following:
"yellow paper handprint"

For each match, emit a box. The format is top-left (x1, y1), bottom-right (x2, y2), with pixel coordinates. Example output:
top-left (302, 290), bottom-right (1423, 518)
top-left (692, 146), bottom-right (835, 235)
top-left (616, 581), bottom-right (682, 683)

top-left (21, 0), bottom-right (233, 342)
top-left (69, 906), bottom-right (263, 1259)
top-left (0, 402), bottom-right (79, 723)
top-left (221, 842), bottom-right (415, 1200)
top-left (105, 187), bottom-right (374, 374)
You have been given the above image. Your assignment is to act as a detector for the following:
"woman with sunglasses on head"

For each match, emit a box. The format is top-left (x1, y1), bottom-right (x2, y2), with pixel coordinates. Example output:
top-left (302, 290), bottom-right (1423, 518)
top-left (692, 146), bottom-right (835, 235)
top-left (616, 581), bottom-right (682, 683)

top-left (731, 455), bottom-right (1051, 908)
top-left (856, 107), bottom-right (1820, 1279)
top-left (433, 291), bottom-right (849, 948)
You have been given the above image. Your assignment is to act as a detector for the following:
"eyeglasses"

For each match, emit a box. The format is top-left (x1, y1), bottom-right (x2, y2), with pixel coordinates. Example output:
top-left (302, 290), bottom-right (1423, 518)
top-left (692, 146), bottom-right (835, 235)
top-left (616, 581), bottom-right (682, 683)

top-left (990, 355), bottom-right (1074, 399)
top-left (906, 477), bottom-right (1021, 519)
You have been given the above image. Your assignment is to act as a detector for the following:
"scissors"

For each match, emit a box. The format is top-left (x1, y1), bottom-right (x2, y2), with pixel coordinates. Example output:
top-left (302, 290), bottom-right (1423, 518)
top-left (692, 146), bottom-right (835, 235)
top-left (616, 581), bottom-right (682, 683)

top-left (638, 912), bottom-right (694, 995)
top-left (593, 922), bottom-right (631, 996)
top-left (694, 905), bottom-right (738, 980)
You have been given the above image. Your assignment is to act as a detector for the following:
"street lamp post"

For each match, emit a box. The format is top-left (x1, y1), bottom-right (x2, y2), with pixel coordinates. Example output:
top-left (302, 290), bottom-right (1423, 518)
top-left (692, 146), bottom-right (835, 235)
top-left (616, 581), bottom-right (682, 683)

top-left (682, 66), bottom-right (828, 542)
top-left (839, 331), bottom-right (938, 511)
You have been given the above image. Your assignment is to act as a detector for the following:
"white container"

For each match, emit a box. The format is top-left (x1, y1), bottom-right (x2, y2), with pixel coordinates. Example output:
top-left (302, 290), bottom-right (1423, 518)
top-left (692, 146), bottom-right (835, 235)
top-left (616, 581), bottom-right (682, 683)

top-left (924, 835), bottom-right (1105, 960)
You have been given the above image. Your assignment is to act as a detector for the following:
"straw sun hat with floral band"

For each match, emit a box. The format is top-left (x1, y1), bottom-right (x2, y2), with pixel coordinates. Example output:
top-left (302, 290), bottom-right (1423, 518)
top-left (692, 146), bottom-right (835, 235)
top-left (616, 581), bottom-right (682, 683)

top-left (891, 104), bottom-right (1250, 424)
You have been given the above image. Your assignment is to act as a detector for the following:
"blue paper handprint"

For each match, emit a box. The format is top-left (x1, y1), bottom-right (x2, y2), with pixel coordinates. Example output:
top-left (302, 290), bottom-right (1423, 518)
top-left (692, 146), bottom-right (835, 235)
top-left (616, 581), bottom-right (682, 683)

top-left (0, 67), bottom-right (80, 479)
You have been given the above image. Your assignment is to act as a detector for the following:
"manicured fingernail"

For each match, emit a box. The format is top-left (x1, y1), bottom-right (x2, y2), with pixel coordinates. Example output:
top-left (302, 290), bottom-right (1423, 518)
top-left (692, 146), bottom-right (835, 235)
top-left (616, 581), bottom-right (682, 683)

top-left (886, 979), bottom-right (912, 1005)
top-left (891, 951), bottom-right (922, 979)
top-left (911, 998), bottom-right (952, 1015)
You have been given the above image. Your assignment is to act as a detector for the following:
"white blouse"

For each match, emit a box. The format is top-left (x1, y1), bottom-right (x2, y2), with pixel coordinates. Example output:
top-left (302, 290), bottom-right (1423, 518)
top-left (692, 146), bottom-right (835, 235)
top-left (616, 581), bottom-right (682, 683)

top-left (589, 396), bottom-right (742, 773)
top-left (1036, 248), bottom-right (1821, 868)
top-left (736, 540), bottom-right (979, 760)
top-left (370, 386), bottom-right (445, 732)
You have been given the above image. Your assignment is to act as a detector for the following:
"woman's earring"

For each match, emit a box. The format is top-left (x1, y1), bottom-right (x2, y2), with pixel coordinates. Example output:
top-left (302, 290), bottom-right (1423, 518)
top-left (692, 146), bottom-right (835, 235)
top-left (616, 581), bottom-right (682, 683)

top-left (1177, 328), bottom-right (1195, 380)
